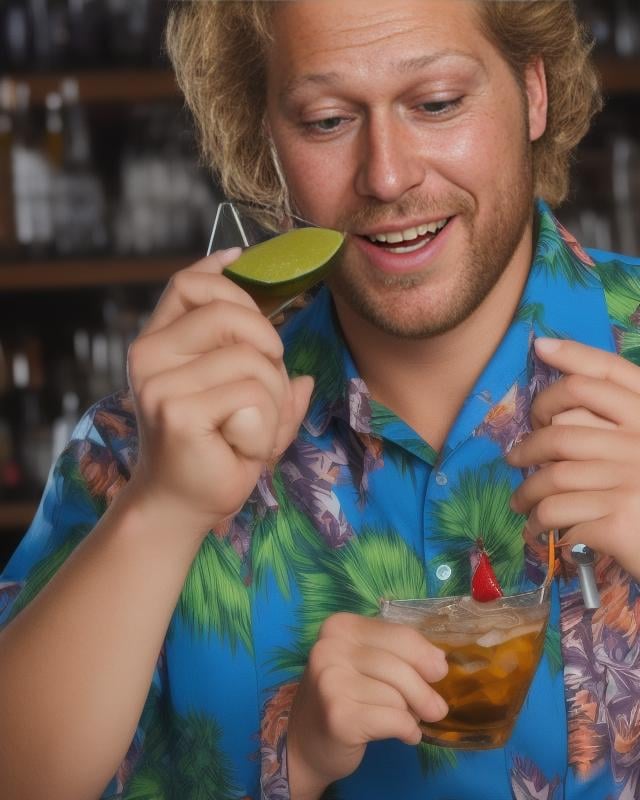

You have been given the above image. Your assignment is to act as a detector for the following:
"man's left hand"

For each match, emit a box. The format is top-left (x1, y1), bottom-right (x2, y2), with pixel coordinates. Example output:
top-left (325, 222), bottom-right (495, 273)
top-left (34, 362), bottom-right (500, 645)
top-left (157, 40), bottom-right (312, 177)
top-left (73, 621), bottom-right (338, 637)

top-left (508, 337), bottom-right (640, 582)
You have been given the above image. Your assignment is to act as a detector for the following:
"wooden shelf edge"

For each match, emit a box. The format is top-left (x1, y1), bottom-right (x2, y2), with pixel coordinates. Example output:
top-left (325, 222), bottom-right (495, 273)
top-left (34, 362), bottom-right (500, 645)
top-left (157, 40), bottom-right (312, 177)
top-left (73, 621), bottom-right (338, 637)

top-left (597, 57), bottom-right (640, 94)
top-left (4, 60), bottom-right (639, 105)
top-left (5, 69), bottom-right (181, 105)
top-left (0, 255), bottom-right (197, 291)
top-left (0, 502), bottom-right (37, 532)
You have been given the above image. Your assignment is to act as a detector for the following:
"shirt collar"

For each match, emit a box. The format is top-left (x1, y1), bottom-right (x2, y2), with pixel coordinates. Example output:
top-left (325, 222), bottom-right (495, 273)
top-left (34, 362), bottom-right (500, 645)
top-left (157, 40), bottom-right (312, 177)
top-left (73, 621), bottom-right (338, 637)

top-left (281, 200), bottom-right (616, 455)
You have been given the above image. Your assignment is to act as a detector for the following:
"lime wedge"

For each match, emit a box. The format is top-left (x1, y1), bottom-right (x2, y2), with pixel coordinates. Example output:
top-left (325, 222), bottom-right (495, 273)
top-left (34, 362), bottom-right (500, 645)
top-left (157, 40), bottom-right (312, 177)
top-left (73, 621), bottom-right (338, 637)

top-left (223, 227), bottom-right (344, 298)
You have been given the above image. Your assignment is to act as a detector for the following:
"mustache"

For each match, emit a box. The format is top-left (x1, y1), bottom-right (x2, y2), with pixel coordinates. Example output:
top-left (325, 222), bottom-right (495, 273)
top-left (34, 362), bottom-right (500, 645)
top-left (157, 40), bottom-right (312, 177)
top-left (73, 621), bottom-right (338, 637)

top-left (335, 193), bottom-right (474, 232)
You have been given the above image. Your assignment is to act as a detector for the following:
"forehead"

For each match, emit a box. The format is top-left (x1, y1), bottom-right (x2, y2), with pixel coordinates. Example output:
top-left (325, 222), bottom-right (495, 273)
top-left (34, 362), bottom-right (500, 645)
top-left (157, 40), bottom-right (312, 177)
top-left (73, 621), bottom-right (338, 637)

top-left (267, 0), bottom-right (493, 90)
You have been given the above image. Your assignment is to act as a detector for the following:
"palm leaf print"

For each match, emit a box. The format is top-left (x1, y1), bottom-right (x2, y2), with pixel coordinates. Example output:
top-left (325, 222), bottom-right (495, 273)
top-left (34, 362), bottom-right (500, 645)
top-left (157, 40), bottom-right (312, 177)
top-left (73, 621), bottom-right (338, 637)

top-left (178, 533), bottom-right (251, 654)
top-left (618, 328), bottom-right (640, 366)
top-left (417, 741), bottom-right (457, 775)
top-left (594, 260), bottom-right (640, 326)
top-left (370, 398), bottom-right (438, 469)
top-left (429, 465), bottom-right (526, 597)
top-left (533, 212), bottom-right (592, 288)
top-left (543, 623), bottom-right (562, 678)
top-left (284, 327), bottom-right (344, 413)
top-left (251, 468), bottom-right (326, 599)
top-left (275, 529), bottom-right (426, 674)
top-left (122, 693), bottom-right (241, 800)
top-left (120, 772), bottom-right (168, 800)
top-left (514, 302), bottom-right (561, 338)
top-left (3, 527), bottom-right (87, 626)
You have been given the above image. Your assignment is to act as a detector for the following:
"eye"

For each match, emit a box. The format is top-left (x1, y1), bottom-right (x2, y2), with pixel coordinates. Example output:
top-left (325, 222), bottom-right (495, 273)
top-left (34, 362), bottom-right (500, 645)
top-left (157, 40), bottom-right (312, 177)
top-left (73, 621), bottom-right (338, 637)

top-left (306, 116), bottom-right (346, 132)
top-left (419, 98), bottom-right (463, 115)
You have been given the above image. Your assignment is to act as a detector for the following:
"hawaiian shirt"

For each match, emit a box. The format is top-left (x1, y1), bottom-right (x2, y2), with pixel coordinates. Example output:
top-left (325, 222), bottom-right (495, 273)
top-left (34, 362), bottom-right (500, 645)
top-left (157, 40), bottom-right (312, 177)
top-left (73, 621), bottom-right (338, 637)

top-left (2, 201), bottom-right (640, 800)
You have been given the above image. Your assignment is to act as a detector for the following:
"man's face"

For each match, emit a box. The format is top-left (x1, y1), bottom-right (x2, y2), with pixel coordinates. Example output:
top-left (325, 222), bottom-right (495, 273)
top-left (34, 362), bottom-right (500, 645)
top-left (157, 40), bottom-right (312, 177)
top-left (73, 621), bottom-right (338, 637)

top-left (265, 0), bottom-right (546, 339)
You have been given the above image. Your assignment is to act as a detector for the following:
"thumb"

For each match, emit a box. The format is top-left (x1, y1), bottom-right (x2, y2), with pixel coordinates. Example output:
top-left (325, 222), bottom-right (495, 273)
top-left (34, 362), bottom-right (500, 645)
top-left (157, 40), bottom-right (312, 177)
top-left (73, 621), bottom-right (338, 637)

top-left (273, 375), bottom-right (314, 457)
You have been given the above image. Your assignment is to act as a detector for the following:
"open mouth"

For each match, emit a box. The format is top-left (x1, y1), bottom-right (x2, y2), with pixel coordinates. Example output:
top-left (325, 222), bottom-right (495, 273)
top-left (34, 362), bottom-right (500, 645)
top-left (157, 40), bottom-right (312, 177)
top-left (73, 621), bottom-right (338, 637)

top-left (362, 217), bottom-right (451, 254)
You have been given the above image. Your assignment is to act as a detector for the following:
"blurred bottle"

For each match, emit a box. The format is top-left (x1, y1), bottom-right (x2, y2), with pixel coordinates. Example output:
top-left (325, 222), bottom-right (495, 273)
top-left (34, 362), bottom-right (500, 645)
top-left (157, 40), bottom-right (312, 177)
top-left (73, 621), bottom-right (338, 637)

top-left (579, 1), bottom-right (615, 54)
top-left (614, 0), bottom-right (640, 57)
top-left (1, 336), bottom-right (50, 499)
top-left (67, 0), bottom-right (107, 68)
top-left (53, 78), bottom-right (108, 256)
top-left (11, 82), bottom-right (55, 258)
top-left (1, 0), bottom-right (34, 71)
top-left (45, 91), bottom-right (65, 170)
top-left (0, 80), bottom-right (18, 256)
top-left (106, 0), bottom-right (152, 66)
top-left (51, 390), bottom-right (79, 464)
top-left (612, 135), bottom-right (639, 255)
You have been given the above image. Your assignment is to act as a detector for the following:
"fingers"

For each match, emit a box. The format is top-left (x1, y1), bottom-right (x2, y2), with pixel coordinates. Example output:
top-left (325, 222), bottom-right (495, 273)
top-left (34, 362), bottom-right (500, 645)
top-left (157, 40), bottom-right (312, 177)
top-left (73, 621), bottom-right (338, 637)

top-left (549, 408), bottom-right (616, 430)
top-left (507, 425), bottom-right (638, 469)
top-left (143, 248), bottom-right (246, 335)
top-left (534, 338), bottom-right (640, 395)
top-left (313, 614), bottom-right (449, 727)
top-left (321, 672), bottom-right (423, 746)
top-left (531, 372), bottom-right (640, 430)
top-left (511, 460), bottom-right (624, 515)
top-left (320, 613), bottom-right (448, 685)
top-left (131, 300), bottom-right (284, 385)
top-left (521, 489), bottom-right (610, 538)
top-left (150, 379), bottom-right (281, 464)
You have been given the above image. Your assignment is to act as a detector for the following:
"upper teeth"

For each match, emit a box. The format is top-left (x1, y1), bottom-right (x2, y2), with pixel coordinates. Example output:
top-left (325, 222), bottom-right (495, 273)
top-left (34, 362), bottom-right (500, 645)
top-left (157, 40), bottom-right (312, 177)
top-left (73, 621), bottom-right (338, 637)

top-left (367, 218), bottom-right (448, 243)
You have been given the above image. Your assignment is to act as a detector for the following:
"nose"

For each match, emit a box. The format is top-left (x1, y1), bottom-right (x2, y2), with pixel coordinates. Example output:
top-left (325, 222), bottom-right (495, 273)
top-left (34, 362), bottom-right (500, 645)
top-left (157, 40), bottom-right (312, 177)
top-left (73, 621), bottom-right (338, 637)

top-left (354, 112), bottom-right (425, 203)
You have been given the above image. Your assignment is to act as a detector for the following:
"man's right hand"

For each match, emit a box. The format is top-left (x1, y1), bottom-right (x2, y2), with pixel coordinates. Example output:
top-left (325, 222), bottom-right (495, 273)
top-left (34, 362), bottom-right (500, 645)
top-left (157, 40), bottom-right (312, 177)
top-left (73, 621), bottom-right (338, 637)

top-left (286, 613), bottom-right (449, 800)
top-left (124, 247), bottom-right (314, 538)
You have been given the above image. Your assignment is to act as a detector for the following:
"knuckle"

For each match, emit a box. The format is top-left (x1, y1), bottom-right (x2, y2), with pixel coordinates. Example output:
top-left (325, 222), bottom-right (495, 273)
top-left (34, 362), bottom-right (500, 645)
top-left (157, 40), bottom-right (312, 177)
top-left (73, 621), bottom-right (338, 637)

top-left (169, 269), bottom-right (189, 296)
top-left (323, 696), bottom-right (350, 740)
top-left (535, 497), bottom-right (556, 528)
top-left (548, 461), bottom-right (570, 491)
top-left (551, 426), bottom-right (574, 459)
top-left (136, 376), bottom-right (160, 416)
top-left (156, 397), bottom-right (186, 434)
top-left (126, 339), bottom-right (146, 386)
top-left (563, 373), bottom-right (587, 401)
top-left (306, 639), bottom-right (333, 676)
top-left (318, 612), bottom-right (354, 640)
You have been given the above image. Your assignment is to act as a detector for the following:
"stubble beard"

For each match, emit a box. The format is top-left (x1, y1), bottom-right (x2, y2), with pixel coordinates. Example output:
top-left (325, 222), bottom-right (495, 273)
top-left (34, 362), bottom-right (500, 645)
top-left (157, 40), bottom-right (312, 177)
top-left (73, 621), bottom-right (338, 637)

top-left (327, 152), bottom-right (534, 341)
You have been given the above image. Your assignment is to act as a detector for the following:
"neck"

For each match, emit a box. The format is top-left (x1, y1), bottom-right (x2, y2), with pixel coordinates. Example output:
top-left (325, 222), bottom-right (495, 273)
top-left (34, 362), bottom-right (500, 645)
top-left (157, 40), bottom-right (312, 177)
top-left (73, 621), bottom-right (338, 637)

top-left (333, 224), bottom-right (535, 452)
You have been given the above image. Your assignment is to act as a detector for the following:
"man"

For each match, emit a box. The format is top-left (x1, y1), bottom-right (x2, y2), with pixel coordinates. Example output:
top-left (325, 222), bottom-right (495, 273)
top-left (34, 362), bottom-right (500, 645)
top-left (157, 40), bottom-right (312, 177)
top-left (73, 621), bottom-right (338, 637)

top-left (1, 1), bottom-right (639, 799)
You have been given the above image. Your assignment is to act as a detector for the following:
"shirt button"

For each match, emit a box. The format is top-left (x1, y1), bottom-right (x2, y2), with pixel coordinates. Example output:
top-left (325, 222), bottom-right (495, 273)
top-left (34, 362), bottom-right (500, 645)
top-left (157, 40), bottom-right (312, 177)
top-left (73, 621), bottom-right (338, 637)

top-left (436, 564), bottom-right (452, 581)
top-left (435, 471), bottom-right (448, 486)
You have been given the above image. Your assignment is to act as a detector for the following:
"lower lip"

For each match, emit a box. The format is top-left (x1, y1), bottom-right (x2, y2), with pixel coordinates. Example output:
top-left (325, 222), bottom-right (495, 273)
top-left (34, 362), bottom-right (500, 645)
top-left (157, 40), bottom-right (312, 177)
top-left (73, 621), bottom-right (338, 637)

top-left (352, 216), bottom-right (456, 276)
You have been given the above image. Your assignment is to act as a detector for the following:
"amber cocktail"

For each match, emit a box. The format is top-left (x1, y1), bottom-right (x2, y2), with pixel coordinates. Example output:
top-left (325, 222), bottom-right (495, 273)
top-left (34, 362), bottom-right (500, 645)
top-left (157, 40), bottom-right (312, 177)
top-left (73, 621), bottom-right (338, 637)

top-left (380, 586), bottom-right (550, 749)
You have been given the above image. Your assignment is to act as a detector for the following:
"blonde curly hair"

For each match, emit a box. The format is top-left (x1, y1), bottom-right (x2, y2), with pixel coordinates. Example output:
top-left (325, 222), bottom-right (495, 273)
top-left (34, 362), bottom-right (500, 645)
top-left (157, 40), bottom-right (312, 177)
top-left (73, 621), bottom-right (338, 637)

top-left (165, 1), bottom-right (602, 214)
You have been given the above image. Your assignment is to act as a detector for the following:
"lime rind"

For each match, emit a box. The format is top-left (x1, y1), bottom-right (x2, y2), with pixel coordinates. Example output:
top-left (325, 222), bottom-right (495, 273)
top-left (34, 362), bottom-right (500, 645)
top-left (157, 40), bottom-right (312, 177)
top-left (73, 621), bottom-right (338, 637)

top-left (223, 227), bottom-right (344, 295)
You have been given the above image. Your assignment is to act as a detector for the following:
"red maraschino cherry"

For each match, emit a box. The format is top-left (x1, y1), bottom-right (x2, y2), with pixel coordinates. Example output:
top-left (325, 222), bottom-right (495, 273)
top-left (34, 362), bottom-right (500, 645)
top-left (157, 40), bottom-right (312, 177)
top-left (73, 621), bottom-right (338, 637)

top-left (471, 540), bottom-right (503, 602)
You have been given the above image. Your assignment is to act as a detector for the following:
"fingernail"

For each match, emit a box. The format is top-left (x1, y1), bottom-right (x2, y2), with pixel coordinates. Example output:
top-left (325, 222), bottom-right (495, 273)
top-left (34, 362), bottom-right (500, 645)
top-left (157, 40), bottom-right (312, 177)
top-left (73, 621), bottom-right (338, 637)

top-left (216, 246), bottom-right (243, 264)
top-left (432, 649), bottom-right (449, 680)
top-left (435, 694), bottom-right (449, 717)
top-left (534, 337), bottom-right (561, 355)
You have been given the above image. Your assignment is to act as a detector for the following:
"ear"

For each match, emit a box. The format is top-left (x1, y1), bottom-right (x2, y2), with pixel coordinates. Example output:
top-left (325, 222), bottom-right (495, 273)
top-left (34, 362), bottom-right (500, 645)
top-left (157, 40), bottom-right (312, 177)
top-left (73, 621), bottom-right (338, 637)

top-left (525, 56), bottom-right (548, 143)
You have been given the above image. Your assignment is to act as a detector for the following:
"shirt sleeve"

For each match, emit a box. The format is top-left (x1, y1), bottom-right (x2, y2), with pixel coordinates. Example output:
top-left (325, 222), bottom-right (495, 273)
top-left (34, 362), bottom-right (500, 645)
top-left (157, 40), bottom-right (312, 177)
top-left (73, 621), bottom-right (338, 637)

top-left (0, 393), bottom-right (165, 799)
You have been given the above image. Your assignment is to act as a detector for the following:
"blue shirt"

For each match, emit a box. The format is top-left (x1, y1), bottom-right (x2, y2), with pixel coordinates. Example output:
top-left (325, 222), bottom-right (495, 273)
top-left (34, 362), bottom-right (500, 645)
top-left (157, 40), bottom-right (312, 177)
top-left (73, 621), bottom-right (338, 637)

top-left (2, 202), bottom-right (640, 799)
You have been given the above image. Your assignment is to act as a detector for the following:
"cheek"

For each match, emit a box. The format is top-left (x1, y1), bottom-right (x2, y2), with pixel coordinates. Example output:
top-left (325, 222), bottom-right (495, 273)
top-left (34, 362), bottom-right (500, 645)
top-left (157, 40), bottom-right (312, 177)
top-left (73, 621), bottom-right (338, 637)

top-left (426, 111), bottom-right (527, 195)
top-left (277, 140), bottom-right (354, 222)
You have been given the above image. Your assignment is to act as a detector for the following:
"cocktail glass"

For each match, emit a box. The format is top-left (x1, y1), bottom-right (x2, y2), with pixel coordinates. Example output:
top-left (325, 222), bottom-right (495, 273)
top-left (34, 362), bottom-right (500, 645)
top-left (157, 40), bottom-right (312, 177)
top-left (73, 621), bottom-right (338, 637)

top-left (379, 583), bottom-right (551, 749)
top-left (207, 201), bottom-right (337, 321)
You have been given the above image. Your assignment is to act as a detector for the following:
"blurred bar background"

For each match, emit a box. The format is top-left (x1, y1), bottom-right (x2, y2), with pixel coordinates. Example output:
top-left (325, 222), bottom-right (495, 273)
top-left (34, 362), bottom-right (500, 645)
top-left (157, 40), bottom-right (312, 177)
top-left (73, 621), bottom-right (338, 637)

top-left (0, 0), bottom-right (639, 566)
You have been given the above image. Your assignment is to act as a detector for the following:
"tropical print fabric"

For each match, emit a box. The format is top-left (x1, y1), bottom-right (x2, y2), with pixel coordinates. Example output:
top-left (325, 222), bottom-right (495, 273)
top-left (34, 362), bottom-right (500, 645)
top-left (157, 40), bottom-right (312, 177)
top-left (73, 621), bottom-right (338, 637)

top-left (2, 201), bottom-right (640, 800)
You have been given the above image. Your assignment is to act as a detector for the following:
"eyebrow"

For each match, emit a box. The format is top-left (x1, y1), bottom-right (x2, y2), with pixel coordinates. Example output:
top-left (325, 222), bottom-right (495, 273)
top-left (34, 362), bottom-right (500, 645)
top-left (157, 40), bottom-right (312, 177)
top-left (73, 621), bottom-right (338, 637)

top-left (280, 49), bottom-right (485, 100)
